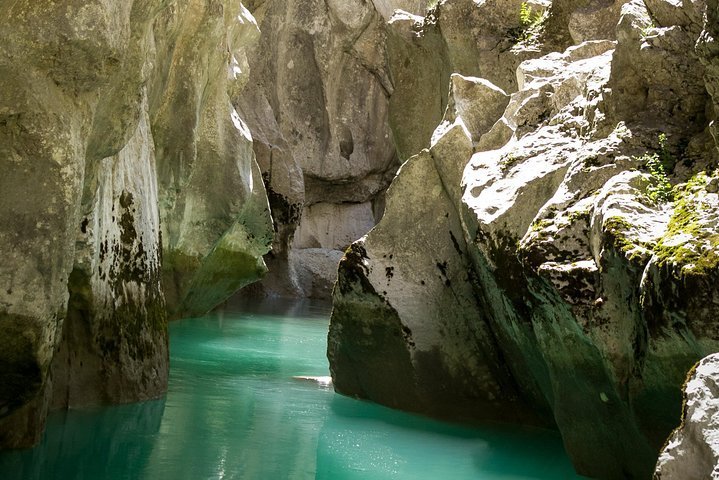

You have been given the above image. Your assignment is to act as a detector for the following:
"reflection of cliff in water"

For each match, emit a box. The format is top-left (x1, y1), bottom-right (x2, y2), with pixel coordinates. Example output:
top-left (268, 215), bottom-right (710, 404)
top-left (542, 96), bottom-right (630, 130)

top-left (0, 399), bottom-right (166, 480)
top-left (314, 394), bottom-right (580, 480)
top-left (141, 304), bottom-right (331, 480)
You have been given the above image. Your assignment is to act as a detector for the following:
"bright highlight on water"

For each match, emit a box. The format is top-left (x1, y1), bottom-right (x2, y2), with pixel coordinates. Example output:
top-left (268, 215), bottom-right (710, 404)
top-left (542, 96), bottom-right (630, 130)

top-left (0, 300), bottom-right (583, 479)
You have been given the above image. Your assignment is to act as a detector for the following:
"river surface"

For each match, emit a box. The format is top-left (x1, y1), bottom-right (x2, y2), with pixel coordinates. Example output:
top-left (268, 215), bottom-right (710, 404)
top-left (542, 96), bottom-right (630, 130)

top-left (0, 299), bottom-right (584, 479)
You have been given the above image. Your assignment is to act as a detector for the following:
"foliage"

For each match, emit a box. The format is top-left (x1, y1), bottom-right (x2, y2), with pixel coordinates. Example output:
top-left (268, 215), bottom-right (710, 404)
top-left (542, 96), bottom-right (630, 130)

top-left (635, 133), bottom-right (675, 203)
top-left (519, 2), bottom-right (534, 26)
top-left (516, 2), bottom-right (547, 45)
top-left (499, 153), bottom-right (521, 171)
top-left (639, 16), bottom-right (657, 39)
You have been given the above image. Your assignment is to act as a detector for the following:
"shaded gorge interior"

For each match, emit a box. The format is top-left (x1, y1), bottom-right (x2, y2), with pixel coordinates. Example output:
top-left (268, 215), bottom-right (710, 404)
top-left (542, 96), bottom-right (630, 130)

top-left (1, 0), bottom-right (719, 479)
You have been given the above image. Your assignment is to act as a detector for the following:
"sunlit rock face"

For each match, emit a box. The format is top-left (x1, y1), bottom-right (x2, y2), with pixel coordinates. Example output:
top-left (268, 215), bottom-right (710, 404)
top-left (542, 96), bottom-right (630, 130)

top-left (329, 0), bottom-right (719, 478)
top-left (655, 354), bottom-right (719, 479)
top-left (235, 0), bottom-right (430, 299)
top-left (0, 0), bottom-right (271, 448)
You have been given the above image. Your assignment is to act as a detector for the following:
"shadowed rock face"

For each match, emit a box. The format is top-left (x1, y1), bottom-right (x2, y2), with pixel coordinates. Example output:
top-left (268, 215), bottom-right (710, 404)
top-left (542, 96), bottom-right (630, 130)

top-left (0, 0), bottom-right (271, 448)
top-left (329, 0), bottom-right (719, 478)
top-left (151, 1), bottom-right (273, 319)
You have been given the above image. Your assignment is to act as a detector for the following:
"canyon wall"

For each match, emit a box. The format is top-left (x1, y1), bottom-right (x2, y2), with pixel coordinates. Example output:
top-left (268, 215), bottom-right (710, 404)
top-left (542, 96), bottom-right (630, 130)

top-left (329, 0), bottom-right (719, 478)
top-left (1, 0), bottom-right (718, 477)
top-left (235, 0), bottom-right (426, 299)
top-left (0, 0), bottom-right (272, 448)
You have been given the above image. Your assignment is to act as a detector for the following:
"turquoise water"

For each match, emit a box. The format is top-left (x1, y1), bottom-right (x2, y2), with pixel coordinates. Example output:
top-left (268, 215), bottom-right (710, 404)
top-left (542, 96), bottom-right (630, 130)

top-left (0, 300), bottom-right (583, 479)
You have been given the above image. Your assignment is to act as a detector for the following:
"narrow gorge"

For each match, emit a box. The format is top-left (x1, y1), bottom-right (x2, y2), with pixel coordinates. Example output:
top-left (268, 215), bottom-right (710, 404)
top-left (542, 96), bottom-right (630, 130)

top-left (1, 0), bottom-right (718, 479)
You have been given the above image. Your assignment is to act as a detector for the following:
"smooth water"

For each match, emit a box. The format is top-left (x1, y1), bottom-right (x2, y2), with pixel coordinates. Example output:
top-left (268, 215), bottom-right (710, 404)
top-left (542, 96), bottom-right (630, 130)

top-left (0, 300), bottom-right (584, 480)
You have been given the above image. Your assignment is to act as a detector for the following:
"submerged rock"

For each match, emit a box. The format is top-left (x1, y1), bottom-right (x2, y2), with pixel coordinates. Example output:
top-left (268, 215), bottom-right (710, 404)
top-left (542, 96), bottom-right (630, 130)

top-left (330, 0), bottom-right (719, 478)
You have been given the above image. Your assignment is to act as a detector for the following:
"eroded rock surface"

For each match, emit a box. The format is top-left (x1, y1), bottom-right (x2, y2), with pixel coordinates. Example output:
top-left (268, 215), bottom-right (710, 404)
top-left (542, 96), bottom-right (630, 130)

top-left (238, 0), bottom-right (562, 299)
top-left (655, 354), bottom-right (719, 480)
top-left (235, 0), bottom-right (414, 298)
top-left (0, 0), bottom-right (271, 448)
top-left (235, 0), bottom-right (458, 299)
top-left (152, 2), bottom-right (273, 318)
top-left (330, 0), bottom-right (719, 478)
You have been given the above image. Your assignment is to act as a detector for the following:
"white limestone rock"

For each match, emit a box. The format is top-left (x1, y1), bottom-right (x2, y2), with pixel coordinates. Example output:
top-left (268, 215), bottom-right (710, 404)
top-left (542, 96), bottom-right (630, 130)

top-left (371, 0), bottom-right (425, 21)
top-left (52, 97), bottom-right (167, 409)
top-left (331, 1), bottom-right (719, 478)
top-left (655, 354), bottom-right (719, 479)
top-left (152, 0), bottom-right (272, 317)
top-left (293, 202), bottom-right (377, 251)
top-left (329, 71), bottom-right (537, 423)
top-left (289, 248), bottom-right (345, 299)
top-left (236, 0), bottom-right (402, 297)
top-left (0, 0), bottom-right (272, 448)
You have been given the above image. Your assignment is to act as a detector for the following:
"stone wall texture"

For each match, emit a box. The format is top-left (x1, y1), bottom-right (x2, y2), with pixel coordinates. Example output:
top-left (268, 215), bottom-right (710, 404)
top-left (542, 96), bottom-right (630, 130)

top-left (328, 1), bottom-right (719, 478)
top-left (0, 0), bottom-right (272, 448)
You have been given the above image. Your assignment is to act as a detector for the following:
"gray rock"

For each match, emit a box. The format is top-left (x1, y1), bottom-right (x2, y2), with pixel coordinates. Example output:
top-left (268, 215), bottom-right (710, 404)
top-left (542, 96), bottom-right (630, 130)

top-left (0, 0), bottom-right (271, 447)
top-left (235, 0), bottom-right (403, 298)
top-left (329, 0), bottom-right (719, 478)
top-left (329, 77), bottom-right (541, 424)
top-left (151, 1), bottom-right (272, 317)
top-left (0, 0), bottom-right (170, 448)
top-left (655, 354), bottom-right (719, 479)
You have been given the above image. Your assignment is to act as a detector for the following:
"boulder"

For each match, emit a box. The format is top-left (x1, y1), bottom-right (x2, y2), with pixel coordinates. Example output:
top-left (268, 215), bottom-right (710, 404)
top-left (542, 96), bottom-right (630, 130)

top-left (655, 354), bottom-right (719, 479)
top-left (329, 75), bottom-right (539, 424)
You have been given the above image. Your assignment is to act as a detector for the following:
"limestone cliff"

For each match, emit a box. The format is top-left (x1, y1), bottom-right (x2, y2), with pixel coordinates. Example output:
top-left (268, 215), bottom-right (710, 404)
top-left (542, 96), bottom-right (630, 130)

top-left (329, 0), bottom-right (719, 478)
top-left (0, 0), bottom-right (271, 448)
top-left (1, 0), bottom-right (718, 477)
top-left (655, 353), bottom-right (719, 479)
top-left (235, 0), bottom-right (426, 298)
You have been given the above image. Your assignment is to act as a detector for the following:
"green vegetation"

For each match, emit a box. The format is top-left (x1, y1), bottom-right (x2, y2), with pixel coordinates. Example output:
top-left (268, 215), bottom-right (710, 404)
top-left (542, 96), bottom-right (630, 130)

top-left (654, 172), bottom-right (719, 276)
top-left (635, 133), bottom-right (675, 203)
top-left (600, 171), bottom-right (719, 275)
top-left (640, 18), bottom-right (657, 39)
top-left (500, 153), bottom-right (521, 171)
top-left (516, 2), bottom-right (547, 45)
top-left (530, 218), bottom-right (553, 232)
top-left (567, 209), bottom-right (591, 224)
top-left (519, 2), bottom-right (535, 26)
top-left (604, 217), bottom-right (637, 251)
top-left (601, 216), bottom-right (654, 264)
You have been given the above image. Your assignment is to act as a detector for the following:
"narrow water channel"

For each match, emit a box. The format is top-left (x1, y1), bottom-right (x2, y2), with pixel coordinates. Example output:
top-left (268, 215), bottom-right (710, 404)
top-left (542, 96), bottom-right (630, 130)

top-left (0, 300), bottom-right (584, 479)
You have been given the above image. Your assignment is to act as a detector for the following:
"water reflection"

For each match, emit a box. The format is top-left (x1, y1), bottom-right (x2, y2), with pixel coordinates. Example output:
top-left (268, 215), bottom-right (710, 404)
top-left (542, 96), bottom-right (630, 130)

top-left (0, 400), bottom-right (165, 480)
top-left (316, 394), bottom-right (583, 480)
top-left (0, 299), bottom-right (583, 480)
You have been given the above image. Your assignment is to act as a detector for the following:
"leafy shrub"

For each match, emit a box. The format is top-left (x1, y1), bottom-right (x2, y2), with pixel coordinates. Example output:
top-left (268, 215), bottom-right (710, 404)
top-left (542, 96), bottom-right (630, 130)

top-left (636, 133), bottom-right (675, 203)
top-left (516, 2), bottom-right (547, 45)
